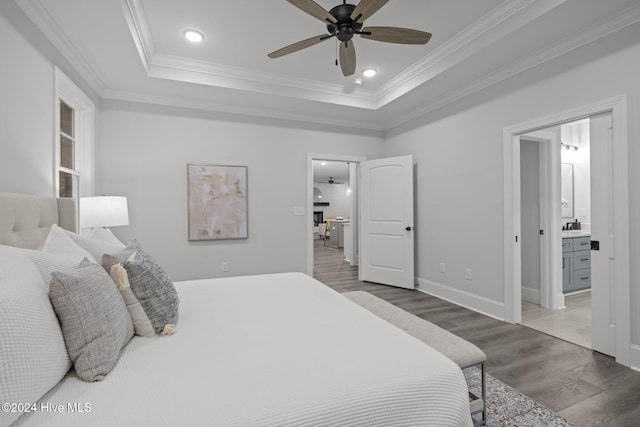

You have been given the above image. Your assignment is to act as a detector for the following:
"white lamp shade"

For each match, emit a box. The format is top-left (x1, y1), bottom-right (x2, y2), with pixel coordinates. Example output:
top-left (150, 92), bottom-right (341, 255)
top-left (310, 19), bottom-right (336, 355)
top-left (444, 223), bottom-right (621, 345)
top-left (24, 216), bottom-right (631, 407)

top-left (80, 196), bottom-right (129, 228)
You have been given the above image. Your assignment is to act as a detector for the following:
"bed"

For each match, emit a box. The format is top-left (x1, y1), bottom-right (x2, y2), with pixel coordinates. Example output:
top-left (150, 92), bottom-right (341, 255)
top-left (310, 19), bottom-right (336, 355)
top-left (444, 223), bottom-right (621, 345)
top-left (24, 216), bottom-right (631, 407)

top-left (0, 192), bottom-right (472, 427)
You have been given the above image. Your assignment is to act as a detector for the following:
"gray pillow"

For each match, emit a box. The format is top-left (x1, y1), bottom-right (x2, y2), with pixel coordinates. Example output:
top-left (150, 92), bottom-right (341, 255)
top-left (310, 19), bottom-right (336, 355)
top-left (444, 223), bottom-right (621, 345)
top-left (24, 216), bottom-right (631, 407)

top-left (122, 250), bottom-right (179, 335)
top-left (101, 239), bottom-right (142, 273)
top-left (49, 258), bottom-right (134, 381)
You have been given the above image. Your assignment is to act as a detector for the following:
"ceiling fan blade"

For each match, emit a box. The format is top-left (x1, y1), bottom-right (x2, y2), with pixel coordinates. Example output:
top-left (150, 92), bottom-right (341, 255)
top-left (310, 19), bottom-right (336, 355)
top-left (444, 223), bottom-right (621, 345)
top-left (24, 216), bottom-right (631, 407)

top-left (268, 35), bottom-right (332, 59)
top-left (339, 41), bottom-right (356, 76)
top-left (360, 27), bottom-right (432, 44)
top-left (287, 0), bottom-right (337, 24)
top-left (350, 0), bottom-right (390, 23)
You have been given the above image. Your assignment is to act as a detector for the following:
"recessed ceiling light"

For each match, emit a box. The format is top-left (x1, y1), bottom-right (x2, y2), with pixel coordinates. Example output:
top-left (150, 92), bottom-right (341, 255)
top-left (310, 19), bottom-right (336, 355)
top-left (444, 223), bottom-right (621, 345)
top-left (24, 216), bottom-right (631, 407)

top-left (321, 162), bottom-right (327, 166)
top-left (354, 78), bottom-right (363, 85)
top-left (183, 29), bottom-right (204, 43)
top-left (363, 68), bottom-right (377, 78)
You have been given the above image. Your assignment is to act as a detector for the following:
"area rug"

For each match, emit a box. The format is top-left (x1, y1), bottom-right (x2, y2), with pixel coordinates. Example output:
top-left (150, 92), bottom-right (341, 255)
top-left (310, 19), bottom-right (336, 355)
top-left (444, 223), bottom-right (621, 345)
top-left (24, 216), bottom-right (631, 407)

top-left (464, 367), bottom-right (576, 427)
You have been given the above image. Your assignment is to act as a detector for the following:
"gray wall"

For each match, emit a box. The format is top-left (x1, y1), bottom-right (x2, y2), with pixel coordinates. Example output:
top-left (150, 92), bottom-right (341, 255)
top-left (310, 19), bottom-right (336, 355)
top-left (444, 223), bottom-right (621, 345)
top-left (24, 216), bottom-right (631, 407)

top-left (97, 100), bottom-right (383, 281)
top-left (382, 23), bottom-right (640, 345)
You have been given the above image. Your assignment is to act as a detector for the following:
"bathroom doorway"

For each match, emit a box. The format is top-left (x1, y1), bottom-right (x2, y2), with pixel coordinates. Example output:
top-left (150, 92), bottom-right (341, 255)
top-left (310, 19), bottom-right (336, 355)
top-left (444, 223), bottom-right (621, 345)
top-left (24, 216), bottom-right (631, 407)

top-left (503, 95), bottom-right (630, 366)
top-left (519, 118), bottom-right (593, 349)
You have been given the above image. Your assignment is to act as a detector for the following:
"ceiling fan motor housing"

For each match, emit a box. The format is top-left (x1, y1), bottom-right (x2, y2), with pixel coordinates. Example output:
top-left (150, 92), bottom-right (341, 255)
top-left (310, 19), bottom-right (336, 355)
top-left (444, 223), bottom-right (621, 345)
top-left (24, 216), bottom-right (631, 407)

top-left (327, 4), bottom-right (363, 42)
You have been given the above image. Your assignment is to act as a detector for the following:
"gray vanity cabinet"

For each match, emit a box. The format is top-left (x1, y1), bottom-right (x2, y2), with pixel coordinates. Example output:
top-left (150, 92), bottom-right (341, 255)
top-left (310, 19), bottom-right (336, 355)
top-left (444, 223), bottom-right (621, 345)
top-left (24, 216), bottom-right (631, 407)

top-left (562, 236), bottom-right (591, 293)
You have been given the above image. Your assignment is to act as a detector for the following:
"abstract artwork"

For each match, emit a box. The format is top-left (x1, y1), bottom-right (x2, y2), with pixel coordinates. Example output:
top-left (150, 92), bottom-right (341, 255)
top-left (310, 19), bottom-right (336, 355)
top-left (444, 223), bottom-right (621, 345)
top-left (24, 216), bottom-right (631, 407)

top-left (187, 164), bottom-right (248, 240)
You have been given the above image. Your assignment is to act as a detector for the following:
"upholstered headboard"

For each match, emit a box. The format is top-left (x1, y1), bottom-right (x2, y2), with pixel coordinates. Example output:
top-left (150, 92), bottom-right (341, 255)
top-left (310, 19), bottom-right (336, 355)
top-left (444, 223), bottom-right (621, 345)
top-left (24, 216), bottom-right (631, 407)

top-left (0, 192), bottom-right (77, 249)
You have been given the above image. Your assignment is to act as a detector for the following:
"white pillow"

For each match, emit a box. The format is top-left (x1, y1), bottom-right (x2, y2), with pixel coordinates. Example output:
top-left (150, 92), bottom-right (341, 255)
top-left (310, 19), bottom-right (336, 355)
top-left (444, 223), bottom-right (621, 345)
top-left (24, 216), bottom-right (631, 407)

top-left (41, 224), bottom-right (96, 262)
top-left (0, 246), bottom-right (71, 426)
top-left (88, 227), bottom-right (126, 246)
top-left (64, 229), bottom-right (125, 263)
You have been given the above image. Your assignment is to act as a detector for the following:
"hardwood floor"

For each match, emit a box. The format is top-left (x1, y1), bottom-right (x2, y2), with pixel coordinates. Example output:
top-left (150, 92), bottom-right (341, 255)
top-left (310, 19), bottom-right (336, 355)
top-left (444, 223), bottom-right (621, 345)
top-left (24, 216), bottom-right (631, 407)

top-left (312, 239), bottom-right (640, 427)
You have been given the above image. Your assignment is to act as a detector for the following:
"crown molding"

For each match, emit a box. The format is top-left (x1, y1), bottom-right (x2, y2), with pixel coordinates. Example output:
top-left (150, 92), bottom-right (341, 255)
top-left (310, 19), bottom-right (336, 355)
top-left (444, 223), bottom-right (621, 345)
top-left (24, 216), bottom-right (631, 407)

top-left (146, 53), bottom-right (379, 109)
top-left (101, 88), bottom-right (385, 135)
top-left (374, 0), bottom-right (566, 108)
top-left (384, 2), bottom-right (640, 131)
top-left (123, 0), bottom-right (566, 110)
top-left (15, 0), bottom-right (105, 95)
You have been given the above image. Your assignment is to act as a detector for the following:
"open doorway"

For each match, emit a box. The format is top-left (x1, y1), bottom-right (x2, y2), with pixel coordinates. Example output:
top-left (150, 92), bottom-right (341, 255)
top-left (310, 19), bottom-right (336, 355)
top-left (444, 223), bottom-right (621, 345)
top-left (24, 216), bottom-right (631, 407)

top-left (312, 160), bottom-right (355, 273)
top-left (306, 153), bottom-right (364, 277)
top-left (519, 119), bottom-right (593, 349)
top-left (503, 95), bottom-right (630, 366)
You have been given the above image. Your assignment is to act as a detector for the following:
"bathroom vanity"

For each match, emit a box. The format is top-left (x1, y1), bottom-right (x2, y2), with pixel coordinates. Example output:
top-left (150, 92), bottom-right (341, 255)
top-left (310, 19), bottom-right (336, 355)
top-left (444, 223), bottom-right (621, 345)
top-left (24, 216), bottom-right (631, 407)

top-left (562, 232), bottom-right (591, 293)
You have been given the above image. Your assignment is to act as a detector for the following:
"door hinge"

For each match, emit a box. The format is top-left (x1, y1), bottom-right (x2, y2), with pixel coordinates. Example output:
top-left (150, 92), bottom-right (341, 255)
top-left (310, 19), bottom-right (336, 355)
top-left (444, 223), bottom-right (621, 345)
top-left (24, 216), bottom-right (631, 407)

top-left (539, 230), bottom-right (544, 235)
top-left (515, 235), bottom-right (518, 243)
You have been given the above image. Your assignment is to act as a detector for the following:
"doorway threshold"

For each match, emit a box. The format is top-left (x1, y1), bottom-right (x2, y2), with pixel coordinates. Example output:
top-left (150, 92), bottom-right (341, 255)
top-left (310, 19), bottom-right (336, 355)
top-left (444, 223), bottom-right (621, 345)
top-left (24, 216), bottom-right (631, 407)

top-left (521, 292), bottom-right (592, 349)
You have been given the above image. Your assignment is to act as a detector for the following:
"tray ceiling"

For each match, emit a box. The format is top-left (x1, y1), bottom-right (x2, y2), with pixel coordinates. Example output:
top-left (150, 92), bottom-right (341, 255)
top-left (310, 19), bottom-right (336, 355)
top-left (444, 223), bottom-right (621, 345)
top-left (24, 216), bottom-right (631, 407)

top-left (16, 0), bottom-right (640, 131)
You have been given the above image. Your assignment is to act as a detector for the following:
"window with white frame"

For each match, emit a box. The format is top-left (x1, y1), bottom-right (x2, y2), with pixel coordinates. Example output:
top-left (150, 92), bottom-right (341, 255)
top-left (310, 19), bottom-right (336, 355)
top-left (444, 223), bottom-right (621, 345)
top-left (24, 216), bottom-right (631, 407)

top-left (58, 100), bottom-right (79, 198)
top-left (54, 67), bottom-right (95, 207)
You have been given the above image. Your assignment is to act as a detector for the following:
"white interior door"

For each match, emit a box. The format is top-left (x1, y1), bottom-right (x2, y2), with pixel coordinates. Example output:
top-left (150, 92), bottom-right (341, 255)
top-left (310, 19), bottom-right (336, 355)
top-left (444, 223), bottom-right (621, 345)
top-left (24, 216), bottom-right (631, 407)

top-left (590, 113), bottom-right (615, 357)
top-left (359, 155), bottom-right (415, 289)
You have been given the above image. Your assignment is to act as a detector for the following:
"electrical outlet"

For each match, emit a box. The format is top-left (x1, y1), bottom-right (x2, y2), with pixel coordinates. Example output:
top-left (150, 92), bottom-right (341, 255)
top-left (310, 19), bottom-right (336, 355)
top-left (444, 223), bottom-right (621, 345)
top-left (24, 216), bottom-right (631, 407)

top-left (221, 262), bottom-right (229, 272)
top-left (439, 262), bottom-right (446, 273)
top-left (465, 268), bottom-right (472, 280)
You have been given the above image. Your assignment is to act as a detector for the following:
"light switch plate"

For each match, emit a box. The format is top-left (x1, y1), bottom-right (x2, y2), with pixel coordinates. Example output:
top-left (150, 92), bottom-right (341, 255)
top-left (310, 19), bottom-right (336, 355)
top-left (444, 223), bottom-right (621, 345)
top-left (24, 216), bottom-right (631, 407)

top-left (293, 207), bottom-right (305, 216)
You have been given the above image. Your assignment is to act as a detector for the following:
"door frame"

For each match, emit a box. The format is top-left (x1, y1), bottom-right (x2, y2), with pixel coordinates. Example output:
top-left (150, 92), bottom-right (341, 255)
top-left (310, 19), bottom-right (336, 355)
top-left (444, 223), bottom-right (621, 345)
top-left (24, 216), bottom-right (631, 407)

top-left (503, 95), bottom-right (630, 366)
top-left (520, 131), bottom-right (564, 311)
top-left (307, 153), bottom-right (365, 276)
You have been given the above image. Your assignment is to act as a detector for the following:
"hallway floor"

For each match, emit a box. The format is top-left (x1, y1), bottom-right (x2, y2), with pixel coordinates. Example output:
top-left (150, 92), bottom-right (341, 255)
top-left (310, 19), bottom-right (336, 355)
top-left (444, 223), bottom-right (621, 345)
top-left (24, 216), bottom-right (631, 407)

top-left (521, 291), bottom-right (592, 349)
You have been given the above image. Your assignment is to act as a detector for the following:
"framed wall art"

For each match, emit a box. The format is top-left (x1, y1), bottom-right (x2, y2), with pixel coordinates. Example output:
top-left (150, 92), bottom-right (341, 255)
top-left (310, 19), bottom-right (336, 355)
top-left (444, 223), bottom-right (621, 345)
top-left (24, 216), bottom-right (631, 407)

top-left (187, 164), bottom-right (248, 241)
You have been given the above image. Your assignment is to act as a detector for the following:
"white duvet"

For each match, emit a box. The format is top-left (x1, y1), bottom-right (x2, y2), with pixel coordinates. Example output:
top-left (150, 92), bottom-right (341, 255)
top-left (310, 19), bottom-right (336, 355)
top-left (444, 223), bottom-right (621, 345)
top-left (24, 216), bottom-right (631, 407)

top-left (14, 273), bottom-right (472, 427)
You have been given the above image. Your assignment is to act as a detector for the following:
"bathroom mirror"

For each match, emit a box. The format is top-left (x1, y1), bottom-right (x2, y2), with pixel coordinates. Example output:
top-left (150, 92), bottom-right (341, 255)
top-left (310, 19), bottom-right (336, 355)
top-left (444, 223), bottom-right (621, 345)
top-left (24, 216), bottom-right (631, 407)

top-left (561, 163), bottom-right (574, 218)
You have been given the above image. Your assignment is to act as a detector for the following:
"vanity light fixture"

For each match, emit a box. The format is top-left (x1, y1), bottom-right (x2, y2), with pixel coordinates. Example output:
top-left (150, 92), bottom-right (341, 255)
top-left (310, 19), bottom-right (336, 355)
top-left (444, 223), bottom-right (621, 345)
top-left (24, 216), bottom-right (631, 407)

top-left (354, 78), bottom-right (363, 85)
top-left (363, 68), bottom-right (377, 78)
top-left (561, 142), bottom-right (579, 151)
top-left (183, 29), bottom-right (205, 43)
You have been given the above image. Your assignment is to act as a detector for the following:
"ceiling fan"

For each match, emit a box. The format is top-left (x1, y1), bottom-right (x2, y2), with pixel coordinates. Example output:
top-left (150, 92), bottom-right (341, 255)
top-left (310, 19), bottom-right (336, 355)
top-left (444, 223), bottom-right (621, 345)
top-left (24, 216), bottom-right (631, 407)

top-left (317, 177), bottom-right (345, 184)
top-left (268, 0), bottom-right (432, 77)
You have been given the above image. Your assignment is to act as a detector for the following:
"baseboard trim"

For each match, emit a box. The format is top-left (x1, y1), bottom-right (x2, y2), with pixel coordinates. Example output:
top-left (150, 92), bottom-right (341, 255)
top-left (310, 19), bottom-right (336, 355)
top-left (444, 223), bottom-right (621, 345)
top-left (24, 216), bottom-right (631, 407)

top-left (416, 277), bottom-right (506, 321)
top-left (521, 286), bottom-right (541, 304)
top-left (630, 344), bottom-right (640, 372)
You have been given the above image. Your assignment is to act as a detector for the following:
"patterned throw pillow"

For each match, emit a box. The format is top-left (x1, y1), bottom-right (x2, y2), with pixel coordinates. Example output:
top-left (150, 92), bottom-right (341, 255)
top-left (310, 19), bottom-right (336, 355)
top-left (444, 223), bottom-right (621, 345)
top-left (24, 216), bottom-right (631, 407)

top-left (103, 240), bottom-right (179, 335)
top-left (101, 239), bottom-right (142, 273)
top-left (49, 259), bottom-right (134, 381)
top-left (122, 250), bottom-right (179, 335)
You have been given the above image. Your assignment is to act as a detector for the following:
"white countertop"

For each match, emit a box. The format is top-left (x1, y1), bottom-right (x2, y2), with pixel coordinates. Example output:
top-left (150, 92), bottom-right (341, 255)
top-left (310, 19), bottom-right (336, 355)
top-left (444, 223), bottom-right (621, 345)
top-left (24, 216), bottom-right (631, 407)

top-left (562, 230), bottom-right (591, 238)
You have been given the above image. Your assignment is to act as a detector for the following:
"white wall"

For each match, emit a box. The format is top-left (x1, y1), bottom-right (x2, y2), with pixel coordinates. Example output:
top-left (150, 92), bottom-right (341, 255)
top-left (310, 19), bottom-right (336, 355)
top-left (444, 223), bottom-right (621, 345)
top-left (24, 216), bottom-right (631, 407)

top-left (0, 2), bottom-right (98, 197)
top-left (383, 22), bottom-right (640, 343)
top-left (561, 119), bottom-right (591, 229)
top-left (98, 100), bottom-right (383, 281)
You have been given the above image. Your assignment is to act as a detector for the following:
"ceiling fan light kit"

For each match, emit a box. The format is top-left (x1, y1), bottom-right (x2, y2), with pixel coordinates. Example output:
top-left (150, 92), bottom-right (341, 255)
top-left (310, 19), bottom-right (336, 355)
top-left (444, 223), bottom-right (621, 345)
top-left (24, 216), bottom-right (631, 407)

top-left (269, 0), bottom-right (432, 77)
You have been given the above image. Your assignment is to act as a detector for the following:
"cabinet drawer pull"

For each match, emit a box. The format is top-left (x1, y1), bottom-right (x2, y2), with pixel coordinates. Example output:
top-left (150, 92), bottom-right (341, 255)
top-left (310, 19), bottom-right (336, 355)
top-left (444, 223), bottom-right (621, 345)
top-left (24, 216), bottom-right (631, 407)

top-left (579, 243), bottom-right (589, 246)
top-left (580, 276), bottom-right (589, 280)
top-left (580, 258), bottom-right (589, 261)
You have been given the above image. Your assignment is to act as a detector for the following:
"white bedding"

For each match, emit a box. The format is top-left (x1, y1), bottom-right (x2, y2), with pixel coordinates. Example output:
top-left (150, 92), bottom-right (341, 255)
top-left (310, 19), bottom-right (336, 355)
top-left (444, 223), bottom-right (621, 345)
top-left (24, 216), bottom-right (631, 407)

top-left (13, 273), bottom-right (472, 427)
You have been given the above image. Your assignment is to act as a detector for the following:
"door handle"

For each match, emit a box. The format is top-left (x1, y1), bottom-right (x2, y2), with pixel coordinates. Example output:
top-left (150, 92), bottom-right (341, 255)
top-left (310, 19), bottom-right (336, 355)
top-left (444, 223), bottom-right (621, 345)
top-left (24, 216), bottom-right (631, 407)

top-left (405, 226), bottom-right (412, 231)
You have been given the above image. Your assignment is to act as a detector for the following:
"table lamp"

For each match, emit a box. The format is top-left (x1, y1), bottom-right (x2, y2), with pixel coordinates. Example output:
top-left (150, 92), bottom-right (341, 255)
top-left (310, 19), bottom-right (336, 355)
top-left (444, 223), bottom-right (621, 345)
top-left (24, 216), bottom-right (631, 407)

top-left (79, 196), bottom-right (129, 232)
